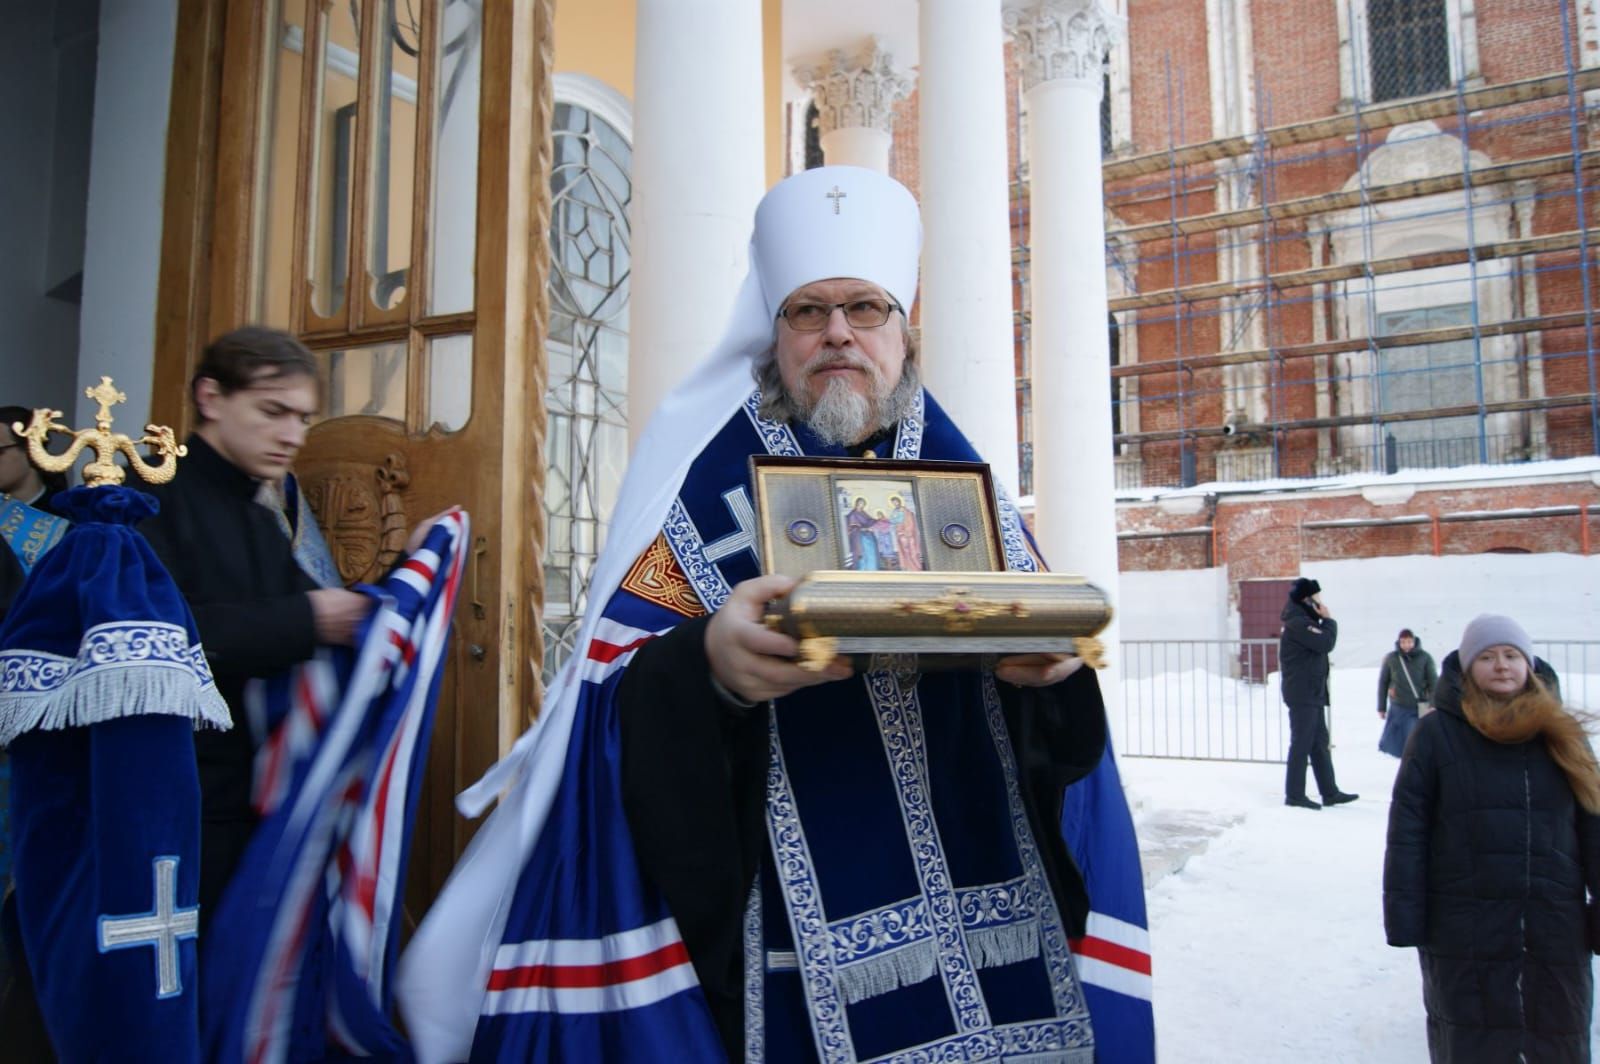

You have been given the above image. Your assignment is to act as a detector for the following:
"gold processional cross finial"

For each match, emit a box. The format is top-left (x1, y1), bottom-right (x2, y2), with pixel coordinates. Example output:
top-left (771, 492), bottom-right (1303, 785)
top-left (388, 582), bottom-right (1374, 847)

top-left (11, 376), bottom-right (186, 488)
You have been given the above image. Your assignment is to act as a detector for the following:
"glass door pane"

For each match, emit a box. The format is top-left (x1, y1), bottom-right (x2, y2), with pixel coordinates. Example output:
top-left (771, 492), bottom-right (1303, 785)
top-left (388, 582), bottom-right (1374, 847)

top-left (366, 0), bottom-right (420, 313)
top-left (427, 0), bottom-right (482, 315)
top-left (254, 0), bottom-right (307, 327)
top-left (308, 0), bottom-right (362, 320)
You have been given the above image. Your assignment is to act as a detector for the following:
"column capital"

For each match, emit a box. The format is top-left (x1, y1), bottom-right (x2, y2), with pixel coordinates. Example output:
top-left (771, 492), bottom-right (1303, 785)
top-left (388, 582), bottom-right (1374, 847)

top-left (793, 36), bottom-right (914, 137)
top-left (1003, 0), bottom-right (1125, 93)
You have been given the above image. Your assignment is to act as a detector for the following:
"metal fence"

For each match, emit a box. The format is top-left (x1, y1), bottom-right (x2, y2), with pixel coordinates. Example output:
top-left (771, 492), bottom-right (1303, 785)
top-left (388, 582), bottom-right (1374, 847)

top-left (1117, 639), bottom-right (1600, 763)
top-left (1532, 641), bottom-right (1600, 714)
top-left (1119, 640), bottom-right (1291, 763)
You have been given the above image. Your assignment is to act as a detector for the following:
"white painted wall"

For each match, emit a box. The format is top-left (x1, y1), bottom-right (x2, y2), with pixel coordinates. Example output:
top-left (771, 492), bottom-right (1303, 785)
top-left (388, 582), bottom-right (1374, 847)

top-left (1119, 567), bottom-right (1232, 642)
top-left (1307, 552), bottom-right (1600, 670)
top-left (1117, 552), bottom-right (1599, 674)
top-left (0, 0), bottom-right (97, 415)
top-left (75, 0), bottom-right (177, 432)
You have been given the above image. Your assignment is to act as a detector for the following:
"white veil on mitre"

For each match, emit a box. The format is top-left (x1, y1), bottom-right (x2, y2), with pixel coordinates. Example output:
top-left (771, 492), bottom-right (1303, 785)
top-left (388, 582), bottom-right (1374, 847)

top-left (396, 165), bottom-right (923, 1062)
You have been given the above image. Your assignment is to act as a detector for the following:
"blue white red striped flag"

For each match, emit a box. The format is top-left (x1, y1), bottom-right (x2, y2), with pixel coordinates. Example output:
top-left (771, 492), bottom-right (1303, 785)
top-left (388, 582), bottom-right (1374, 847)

top-left (396, 587), bottom-right (724, 1063)
top-left (1061, 741), bottom-right (1157, 1064)
top-left (201, 510), bottom-right (469, 1062)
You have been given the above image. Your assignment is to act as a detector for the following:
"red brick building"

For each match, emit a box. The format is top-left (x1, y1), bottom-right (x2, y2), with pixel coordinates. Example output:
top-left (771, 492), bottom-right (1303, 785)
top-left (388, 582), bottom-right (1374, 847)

top-left (871, 1), bottom-right (1600, 635)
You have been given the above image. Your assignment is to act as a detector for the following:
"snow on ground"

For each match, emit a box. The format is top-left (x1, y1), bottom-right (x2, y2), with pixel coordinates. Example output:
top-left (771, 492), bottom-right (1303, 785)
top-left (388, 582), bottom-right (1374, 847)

top-left (1122, 667), bottom-right (1600, 1062)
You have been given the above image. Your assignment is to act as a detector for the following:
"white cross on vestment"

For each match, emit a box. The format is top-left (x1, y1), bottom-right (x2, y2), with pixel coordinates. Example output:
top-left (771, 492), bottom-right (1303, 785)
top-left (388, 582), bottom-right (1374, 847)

top-left (98, 855), bottom-right (199, 999)
top-left (826, 186), bottom-right (847, 213)
top-left (702, 487), bottom-right (759, 565)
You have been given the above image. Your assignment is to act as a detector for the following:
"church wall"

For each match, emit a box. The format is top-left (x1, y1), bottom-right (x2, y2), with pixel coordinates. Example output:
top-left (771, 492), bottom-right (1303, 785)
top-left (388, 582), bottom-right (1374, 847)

top-left (1106, 0), bottom-right (1596, 496)
top-left (1118, 474), bottom-right (1600, 621)
top-left (553, 0), bottom-right (636, 100)
top-left (1118, 566), bottom-right (1232, 642)
top-left (1126, 0), bottom-right (1215, 150)
top-left (0, 0), bottom-right (96, 416)
top-left (76, 0), bottom-right (178, 433)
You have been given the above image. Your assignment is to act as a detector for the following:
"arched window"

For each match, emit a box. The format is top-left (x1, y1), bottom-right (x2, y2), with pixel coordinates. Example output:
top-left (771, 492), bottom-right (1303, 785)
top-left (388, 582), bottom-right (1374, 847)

top-left (542, 99), bottom-right (632, 682)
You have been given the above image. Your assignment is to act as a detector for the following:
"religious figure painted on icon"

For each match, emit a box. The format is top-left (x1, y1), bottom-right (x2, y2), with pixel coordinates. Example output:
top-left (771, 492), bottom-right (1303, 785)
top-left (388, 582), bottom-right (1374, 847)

top-left (836, 478), bottom-right (924, 572)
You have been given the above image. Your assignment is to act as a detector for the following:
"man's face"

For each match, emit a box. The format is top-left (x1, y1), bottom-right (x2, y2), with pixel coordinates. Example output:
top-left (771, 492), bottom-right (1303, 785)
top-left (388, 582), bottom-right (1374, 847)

top-left (194, 372), bottom-right (319, 480)
top-left (775, 278), bottom-right (907, 413)
top-left (1399, 635), bottom-right (1416, 653)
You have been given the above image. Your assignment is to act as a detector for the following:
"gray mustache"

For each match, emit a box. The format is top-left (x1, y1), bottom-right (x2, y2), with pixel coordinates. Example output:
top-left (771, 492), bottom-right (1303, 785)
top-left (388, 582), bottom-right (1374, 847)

top-left (805, 351), bottom-right (877, 377)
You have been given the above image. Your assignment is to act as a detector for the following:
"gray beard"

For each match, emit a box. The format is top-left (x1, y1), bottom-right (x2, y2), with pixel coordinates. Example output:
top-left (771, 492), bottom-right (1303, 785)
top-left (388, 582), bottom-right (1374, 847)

top-left (762, 357), bottom-right (922, 447)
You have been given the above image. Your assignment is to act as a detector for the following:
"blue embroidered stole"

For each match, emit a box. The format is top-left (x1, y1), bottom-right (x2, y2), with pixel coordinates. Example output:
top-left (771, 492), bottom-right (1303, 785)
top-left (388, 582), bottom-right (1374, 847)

top-left (659, 392), bottom-right (1092, 1063)
top-left (0, 496), bottom-right (68, 576)
top-left (258, 474), bottom-right (341, 588)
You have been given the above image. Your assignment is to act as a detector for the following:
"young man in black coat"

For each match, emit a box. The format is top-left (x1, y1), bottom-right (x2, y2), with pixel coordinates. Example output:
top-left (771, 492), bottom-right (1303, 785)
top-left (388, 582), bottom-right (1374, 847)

top-left (1278, 577), bottom-right (1358, 810)
top-left (138, 328), bottom-right (372, 922)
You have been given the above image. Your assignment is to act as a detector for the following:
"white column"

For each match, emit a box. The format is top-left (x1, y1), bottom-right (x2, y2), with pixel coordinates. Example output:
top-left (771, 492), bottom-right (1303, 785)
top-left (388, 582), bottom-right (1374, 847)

top-left (628, 0), bottom-right (766, 445)
top-left (918, 0), bottom-right (1021, 496)
top-left (1006, 0), bottom-right (1126, 693)
top-left (794, 37), bottom-right (912, 174)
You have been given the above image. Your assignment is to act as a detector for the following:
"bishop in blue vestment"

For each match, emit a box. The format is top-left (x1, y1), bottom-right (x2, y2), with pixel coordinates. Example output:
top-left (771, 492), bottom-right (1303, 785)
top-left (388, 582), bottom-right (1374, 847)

top-left (399, 167), bottom-right (1151, 1064)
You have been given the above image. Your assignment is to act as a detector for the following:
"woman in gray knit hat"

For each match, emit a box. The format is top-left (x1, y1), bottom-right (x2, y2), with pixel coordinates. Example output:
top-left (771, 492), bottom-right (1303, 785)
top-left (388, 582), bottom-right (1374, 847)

top-left (1383, 613), bottom-right (1600, 1062)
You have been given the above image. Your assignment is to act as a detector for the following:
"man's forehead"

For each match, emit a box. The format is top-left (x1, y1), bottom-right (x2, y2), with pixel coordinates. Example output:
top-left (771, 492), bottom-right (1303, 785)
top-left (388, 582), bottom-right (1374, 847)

top-left (242, 372), bottom-right (320, 411)
top-left (786, 277), bottom-right (889, 302)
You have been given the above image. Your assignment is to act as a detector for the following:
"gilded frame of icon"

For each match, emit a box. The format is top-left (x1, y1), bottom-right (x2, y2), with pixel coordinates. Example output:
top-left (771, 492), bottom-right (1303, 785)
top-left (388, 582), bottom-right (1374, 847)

top-left (750, 456), bottom-right (1004, 578)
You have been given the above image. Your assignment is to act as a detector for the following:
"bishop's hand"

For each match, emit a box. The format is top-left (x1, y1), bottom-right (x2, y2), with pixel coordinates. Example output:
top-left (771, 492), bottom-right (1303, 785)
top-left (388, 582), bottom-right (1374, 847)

top-left (707, 574), bottom-right (852, 703)
top-left (994, 652), bottom-right (1083, 688)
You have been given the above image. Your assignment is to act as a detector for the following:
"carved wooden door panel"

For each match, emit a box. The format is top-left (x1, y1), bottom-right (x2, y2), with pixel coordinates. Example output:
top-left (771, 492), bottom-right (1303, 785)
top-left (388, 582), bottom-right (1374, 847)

top-left (152, 0), bottom-right (555, 913)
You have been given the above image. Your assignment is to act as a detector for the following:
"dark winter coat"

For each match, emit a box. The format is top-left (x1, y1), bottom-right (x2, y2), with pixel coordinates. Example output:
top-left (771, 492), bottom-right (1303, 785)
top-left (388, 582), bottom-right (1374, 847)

top-left (1377, 638), bottom-right (1438, 715)
top-left (138, 434), bottom-right (319, 923)
top-left (1383, 650), bottom-right (1600, 1063)
top-left (1278, 597), bottom-right (1336, 707)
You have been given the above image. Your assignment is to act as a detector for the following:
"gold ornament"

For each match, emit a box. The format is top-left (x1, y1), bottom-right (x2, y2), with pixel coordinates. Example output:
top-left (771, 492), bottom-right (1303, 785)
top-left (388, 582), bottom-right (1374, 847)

top-left (12, 377), bottom-right (186, 488)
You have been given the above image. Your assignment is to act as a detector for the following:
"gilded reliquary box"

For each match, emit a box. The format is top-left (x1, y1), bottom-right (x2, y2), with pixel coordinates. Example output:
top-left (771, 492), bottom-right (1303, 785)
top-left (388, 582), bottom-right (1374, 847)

top-left (750, 457), bottom-right (1112, 668)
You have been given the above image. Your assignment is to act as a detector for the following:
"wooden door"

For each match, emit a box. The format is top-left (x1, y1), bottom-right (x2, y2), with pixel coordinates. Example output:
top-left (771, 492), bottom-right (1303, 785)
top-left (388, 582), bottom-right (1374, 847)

top-left (1238, 578), bottom-right (1295, 683)
top-left (151, 0), bottom-right (555, 911)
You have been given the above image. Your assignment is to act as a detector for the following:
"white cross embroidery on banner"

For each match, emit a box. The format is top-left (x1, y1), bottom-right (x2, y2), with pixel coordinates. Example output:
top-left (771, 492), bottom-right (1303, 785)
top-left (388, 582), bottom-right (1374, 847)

top-left (702, 487), bottom-right (759, 565)
top-left (98, 855), bottom-right (199, 999)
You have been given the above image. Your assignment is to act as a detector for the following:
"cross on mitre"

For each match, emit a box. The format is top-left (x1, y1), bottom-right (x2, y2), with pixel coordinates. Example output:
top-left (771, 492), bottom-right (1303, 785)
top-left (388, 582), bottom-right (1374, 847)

top-left (826, 186), bottom-right (847, 214)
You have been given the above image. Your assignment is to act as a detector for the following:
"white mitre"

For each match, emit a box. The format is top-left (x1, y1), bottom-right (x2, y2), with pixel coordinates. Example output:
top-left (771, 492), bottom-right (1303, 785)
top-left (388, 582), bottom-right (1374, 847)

top-left (752, 164), bottom-right (922, 317)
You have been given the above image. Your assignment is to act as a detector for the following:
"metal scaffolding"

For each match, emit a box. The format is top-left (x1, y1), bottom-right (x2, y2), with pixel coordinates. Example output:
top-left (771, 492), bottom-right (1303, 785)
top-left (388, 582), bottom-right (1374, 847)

top-left (1012, 0), bottom-right (1600, 495)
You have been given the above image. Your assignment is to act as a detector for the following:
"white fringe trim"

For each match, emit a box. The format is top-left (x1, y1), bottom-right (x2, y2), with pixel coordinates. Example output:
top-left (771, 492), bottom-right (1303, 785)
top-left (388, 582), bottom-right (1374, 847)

top-left (0, 663), bottom-right (232, 746)
top-left (967, 920), bottom-right (1041, 971)
top-left (834, 939), bottom-right (938, 1005)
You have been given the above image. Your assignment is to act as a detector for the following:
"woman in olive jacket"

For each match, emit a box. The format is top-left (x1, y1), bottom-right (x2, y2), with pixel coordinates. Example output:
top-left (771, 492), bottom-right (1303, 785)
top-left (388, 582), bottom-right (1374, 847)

top-left (1383, 614), bottom-right (1600, 1063)
top-left (1377, 628), bottom-right (1437, 757)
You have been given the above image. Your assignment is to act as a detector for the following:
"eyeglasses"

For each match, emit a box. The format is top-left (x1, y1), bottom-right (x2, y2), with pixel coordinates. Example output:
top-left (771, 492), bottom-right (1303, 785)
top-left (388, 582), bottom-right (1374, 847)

top-left (777, 298), bottom-right (901, 332)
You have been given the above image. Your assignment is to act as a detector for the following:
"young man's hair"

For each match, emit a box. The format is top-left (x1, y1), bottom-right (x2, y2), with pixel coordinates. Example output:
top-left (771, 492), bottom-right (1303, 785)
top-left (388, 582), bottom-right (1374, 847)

top-left (191, 326), bottom-right (319, 416)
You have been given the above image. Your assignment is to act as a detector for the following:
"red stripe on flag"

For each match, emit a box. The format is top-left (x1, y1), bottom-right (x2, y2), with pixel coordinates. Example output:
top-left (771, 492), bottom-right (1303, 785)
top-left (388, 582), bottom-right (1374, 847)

top-left (401, 558), bottom-right (436, 582)
top-left (586, 633), bottom-right (655, 664)
top-left (487, 940), bottom-right (691, 991)
top-left (298, 669), bottom-right (323, 728)
top-left (1069, 934), bottom-right (1152, 976)
top-left (388, 628), bottom-right (417, 666)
